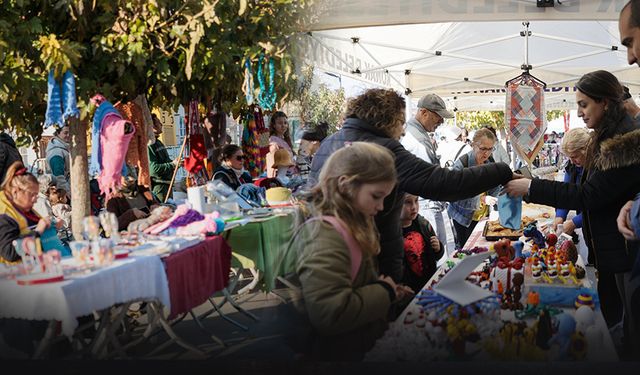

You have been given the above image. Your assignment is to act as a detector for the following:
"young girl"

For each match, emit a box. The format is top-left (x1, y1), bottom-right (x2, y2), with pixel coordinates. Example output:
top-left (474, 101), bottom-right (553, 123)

top-left (49, 188), bottom-right (72, 230)
top-left (266, 111), bottom-right (294, 177)
top-left (292, 142), bottom-right (412, 360)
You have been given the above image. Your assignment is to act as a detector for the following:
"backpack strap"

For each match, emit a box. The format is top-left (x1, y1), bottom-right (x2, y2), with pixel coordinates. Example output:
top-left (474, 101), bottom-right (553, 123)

top-left (452, 144), bottom-right (467, 163)
top-left (304, 216), bottom-right (363, 282)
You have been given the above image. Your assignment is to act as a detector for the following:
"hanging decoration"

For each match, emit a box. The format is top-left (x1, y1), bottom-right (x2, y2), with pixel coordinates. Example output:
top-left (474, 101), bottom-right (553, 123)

top-left (242, 107), bottom-right (266, 178)
top-left (257, 54), bottom-right (277, 110)
top-left (44, 70), bottom-right (79, 128)
top-left (242, 57), bottom-right (255, 106)
top-left (505, 71), bottom-right (547, 166)
top-left (183, 101), bottom-right (209, 186)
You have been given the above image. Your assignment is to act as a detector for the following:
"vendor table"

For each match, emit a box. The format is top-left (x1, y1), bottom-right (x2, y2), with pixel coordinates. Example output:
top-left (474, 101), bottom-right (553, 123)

top-left (0, 254), bottom-right (170, 358)
top-left (367, 203), bottom-right (618, 362)
top-left (225, 213), bottom-right (297, 292)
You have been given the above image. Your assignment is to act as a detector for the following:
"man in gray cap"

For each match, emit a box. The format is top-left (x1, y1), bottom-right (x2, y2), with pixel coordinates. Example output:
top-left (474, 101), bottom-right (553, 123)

top-left (401, 93), bottom-right (455, 256)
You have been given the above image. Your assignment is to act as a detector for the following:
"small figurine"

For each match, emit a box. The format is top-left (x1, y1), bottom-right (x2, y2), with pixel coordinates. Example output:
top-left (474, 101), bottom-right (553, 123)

top-left (524, 223), bottom-right (545, 248)
top-left (574, 293), bottom-right (595, 310)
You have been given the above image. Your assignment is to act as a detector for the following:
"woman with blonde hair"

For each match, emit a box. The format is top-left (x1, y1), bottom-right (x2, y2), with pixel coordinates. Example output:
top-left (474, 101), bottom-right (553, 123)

top-left (0, 162), bottom-right (57, 264)
top-left (293, 142), bottom-right (412, 360)
top-left (552, 128), bottom-right (591, 261)
top-left (310, 88), bottom-right (514, 282)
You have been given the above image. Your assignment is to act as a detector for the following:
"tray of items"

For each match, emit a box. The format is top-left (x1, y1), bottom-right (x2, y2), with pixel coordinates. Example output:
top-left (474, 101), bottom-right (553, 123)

top-left (483, 215), bottom-right (537, 241)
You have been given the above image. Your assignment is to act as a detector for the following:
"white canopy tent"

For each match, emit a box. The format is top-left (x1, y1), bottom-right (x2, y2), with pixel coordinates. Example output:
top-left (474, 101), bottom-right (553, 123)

top-left (302, 0), bottom-right (639, 111)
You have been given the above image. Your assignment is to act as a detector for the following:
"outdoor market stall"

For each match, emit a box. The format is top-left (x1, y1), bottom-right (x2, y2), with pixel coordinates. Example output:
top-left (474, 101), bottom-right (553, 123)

top-left (366, 203), bottom-right (617, 362)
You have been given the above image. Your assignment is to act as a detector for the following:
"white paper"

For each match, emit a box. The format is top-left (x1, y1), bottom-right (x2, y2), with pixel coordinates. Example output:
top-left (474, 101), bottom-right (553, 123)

top-left (433, 252), bottom-right (494, 306)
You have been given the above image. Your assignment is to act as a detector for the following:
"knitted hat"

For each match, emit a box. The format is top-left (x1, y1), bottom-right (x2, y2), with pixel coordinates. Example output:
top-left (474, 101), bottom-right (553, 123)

top-left (272, 149), bottom-right (294, 168)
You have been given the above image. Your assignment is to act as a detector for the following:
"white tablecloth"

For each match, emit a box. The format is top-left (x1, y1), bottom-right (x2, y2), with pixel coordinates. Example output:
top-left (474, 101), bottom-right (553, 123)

top-left (0, 254), bottom-right (170, 337)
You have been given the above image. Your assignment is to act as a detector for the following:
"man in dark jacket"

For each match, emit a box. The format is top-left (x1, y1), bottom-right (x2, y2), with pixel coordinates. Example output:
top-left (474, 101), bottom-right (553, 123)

top-left (309, 89), bottom-right (513, 283)
top-left (0, 133), bottom-right (23, 184)
top-left (148, 114), bottom-right (176, 202)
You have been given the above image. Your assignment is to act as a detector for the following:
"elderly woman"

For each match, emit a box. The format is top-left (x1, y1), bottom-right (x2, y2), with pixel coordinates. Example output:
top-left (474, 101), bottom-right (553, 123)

top-left (448, 128), bottom-right (500, 249)
top-left (310, 88), bottom-right (514, 283)
top-left (0, 162), bottom-right (59, 264)
top-left (551, 128), bottom-right (591, 263)
top-left (504, 70), bottom-right (640, 354)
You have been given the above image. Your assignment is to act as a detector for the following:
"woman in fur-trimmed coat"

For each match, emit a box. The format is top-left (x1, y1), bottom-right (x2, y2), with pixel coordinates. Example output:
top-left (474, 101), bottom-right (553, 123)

top-left (505, 70), bottom-right (640, 357)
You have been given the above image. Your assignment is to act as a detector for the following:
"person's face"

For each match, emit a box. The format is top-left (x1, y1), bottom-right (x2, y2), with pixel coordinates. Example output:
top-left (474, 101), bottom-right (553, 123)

top-left (619, 6), bottom-right (640, 67)
top-left (58, 127), bottom-right (70, 143)
top-left (576, 90), bottom-right (606, 129)
top-left (153, 118), bottom-right (163, 136)
top-left (228, 150), bottom-right (245, 170)
top-left (300, 139), bottom-right (320, 157)
top-left (566, 150), bottom-right (585, 167)
top-left (473, 136), bottom-right (496, 164)
top-left (419, 108), bottom-right (443, 132)
top-left (400, 194), bottom-right (419, 223)
top-left (352, 180), bottom-right (395, 217)
top-left (11, 182), bottom-right (39, 212)
top-left (274, 117), bottom-right (288, 137)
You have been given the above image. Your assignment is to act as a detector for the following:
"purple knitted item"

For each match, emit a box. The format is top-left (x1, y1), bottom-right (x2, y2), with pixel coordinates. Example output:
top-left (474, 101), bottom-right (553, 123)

top-left (168, 209), bottom-right (205, 228)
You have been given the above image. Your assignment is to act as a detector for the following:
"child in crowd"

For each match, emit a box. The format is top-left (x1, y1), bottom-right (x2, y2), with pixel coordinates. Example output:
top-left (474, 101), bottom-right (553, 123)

top-left (400, 193), bottom-right (444, 293)
top-left (49, 188), bottom-right (72, 230)
top-left (291, 142), bottom-right (413, 361)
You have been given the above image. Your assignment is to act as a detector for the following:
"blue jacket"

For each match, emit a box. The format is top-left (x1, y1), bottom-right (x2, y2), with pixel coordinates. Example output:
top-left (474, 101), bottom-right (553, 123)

top-left (309, 117), bottom-right (513, 281)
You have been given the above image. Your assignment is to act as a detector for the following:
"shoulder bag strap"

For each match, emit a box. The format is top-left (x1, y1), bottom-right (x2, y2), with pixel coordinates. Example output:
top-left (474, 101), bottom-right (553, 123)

top-left (300, 216), bottom-right (363, 282)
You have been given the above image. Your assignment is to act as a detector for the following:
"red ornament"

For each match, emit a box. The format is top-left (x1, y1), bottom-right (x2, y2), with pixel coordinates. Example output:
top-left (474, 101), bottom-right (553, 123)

top-left (546, 233), bottom-right (558, 247)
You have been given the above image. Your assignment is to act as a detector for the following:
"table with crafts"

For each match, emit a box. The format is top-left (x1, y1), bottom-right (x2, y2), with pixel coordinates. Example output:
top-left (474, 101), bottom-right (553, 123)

top-left (0, 234), bottom-right (232, 358)
top-left (366, 203), bottom-right (618, 362)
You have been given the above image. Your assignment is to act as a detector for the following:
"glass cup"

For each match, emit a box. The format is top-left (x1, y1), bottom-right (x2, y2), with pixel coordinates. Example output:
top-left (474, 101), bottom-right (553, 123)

top-left (82, 216), bottom-right (101, 241)
top-left (69, 240), bottom-right (92, 267)
top-left (93, 238), bottom-right (114, 267)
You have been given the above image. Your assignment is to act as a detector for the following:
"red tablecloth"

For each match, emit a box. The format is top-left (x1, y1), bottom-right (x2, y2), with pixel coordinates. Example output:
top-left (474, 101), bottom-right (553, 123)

top-left (163, 236), bottom-right (232, 319)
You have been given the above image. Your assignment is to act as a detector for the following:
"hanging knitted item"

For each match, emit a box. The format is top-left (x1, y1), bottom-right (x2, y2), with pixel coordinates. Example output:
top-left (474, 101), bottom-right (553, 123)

top-left (44, 70), bottom-right (63, 129)
top-left (257, 54), bottom-right (277, 110)
top-left (89, 99), bottom-right (120, 176)
top-left (242, 57), bottom-right (255, 106)
top-left (98, 115), bottom-right (135, 200)
top-left (505, 75), bottom-right (547, 165)
top-left (183, 101), bottom-right (207, 175)
top-left (115, 101), bottom-right (152, 188)
top-left (254, 106), bottom-right (270, 155)
top-left (241, 110), bottom-right (265, 177)
top-left (61, 70), bottom-right (79, 122)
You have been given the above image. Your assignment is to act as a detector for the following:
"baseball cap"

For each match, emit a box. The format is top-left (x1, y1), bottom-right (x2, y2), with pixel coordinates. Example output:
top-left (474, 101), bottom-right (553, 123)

top-left (417, 93), bottom-right (454, 119)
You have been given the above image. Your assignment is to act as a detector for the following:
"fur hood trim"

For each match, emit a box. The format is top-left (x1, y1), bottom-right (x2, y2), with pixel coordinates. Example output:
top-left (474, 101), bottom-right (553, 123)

top-left (596, 128), bottom-right (640, 171)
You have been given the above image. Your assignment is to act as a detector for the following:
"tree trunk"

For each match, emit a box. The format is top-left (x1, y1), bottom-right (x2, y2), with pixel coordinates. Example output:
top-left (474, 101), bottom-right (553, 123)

top-left (69, 116), bottom-right (90, 240)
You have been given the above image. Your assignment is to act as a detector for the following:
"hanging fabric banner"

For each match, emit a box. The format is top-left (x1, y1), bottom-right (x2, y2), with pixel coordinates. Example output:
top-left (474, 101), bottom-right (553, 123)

top-left (505, 78), bottom-right (547, 166)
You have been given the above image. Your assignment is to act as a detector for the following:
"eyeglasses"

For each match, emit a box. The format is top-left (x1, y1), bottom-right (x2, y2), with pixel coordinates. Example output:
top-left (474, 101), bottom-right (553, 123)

top-left (475, 145), bottom-right (496, 153)
top-left (235, 155), bottom-right (245, 161)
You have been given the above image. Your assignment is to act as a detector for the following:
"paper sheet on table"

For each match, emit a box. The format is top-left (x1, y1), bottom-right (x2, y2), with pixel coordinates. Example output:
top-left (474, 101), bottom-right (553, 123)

top-left (498, 194), bottom-right (522, 230)
top-left (432, 252), bottom-right (494, 306)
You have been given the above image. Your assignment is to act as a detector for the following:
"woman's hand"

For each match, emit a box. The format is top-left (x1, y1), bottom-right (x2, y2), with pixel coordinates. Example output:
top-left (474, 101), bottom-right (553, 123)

top-left (35, 217), bottom-right (51, 235)
top-left (502, 178), bottom-right (532, 197)
top-left (562, 219), bottom-right (576, 235)
top-left (617, 200), bottom-right (637, 241)
top-left (430, 236), bottom-right (441, 252)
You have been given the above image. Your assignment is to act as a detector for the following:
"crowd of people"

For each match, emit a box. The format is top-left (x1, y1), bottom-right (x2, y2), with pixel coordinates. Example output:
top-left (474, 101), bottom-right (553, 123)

top-left (1, 0), bottom-right (640, 362)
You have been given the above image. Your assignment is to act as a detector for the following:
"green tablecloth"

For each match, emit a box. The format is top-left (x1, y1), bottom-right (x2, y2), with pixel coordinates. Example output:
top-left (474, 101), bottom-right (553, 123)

top-left (226, 214), bottom-right (296, 291)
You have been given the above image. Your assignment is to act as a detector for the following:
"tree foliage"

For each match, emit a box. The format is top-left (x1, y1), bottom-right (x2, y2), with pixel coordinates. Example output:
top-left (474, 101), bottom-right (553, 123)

top-left (0, 0), bottom-right (314, 145)
top-left (455, 109), bottom-right (568, 131)
top-left (294, 65), bottom-right (345, 135)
